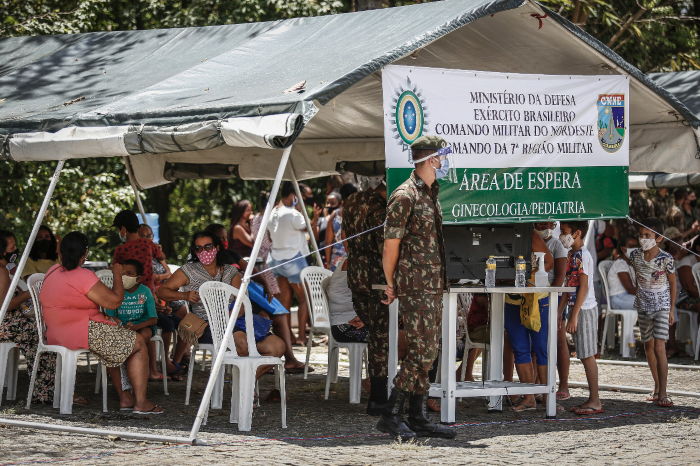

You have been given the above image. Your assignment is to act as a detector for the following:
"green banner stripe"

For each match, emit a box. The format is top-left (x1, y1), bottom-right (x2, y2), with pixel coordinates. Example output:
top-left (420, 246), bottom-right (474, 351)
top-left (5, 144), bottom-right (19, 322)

top-left (387, 166), bottom-right (629, 224)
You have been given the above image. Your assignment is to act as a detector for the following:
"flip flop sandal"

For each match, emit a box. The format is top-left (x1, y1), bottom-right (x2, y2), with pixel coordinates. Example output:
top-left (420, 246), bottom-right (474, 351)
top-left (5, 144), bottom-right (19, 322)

top-left (133, 405), bottom-right (164, 415)
top-left (170, 373), bottom-right (184, 382)
top-left (658, 396), bottom-right (674, 407)
top-left (167, 362), bottom-right (184, 377)
top-left (535, 395), bottom-right (543, 405)
top-left (511, 403), bottom-right (536, 412)
top-left (556, 392), bottom-right (571, 401)
top-left (120, 407), bottom-right (134, 411)
top-left (574, 407), bottom-right (605, 415)
top-left (646, 392), bottom-right (659, 402)
top-left (569, 405), bottom-right (583, 412)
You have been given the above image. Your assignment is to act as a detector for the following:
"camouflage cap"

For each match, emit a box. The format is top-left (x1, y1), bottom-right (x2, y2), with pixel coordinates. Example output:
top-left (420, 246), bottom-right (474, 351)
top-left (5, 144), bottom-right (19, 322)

top-left (410, 135), bottom-right (448, 151)
top-left (663, 226), bottom-right (682, 240)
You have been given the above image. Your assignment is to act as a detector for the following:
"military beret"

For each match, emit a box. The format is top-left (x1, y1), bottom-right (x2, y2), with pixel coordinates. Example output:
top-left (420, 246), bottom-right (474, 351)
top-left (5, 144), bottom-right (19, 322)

top-left (410, 135), bottom-right (448, 151)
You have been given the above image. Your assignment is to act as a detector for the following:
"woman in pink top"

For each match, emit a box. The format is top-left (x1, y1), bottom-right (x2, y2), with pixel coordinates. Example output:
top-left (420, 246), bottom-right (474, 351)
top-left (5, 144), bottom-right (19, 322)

top-left (41, 232), bottom-right (163, 414)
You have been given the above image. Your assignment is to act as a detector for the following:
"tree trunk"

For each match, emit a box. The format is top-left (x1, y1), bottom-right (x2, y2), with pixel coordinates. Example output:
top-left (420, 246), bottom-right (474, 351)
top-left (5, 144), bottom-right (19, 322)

top-left (356, 0), bottom-right (383, 11)
top-left (144, 183), bottom-right (177, 259)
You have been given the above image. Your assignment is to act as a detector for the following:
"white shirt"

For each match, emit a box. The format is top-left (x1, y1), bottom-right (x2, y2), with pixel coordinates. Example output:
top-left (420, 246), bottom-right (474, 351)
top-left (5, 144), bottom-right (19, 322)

top-left (676, 254), bottom-right (698, 303)
top-left (607, 258), bottom-right (635, 297)
top-left (545, 236), bottom-right (568, 285)
top-left (566, 246), bottom-right (598, 310)
top-left (267, 205), bottom-right (310, 261)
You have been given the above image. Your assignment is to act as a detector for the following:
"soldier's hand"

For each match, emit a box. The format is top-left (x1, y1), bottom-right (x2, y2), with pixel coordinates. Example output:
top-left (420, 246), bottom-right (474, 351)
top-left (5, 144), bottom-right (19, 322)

top-left (381, 285), bottom-right (396, 305)
top-left (348, 317), bottom-right (365, 328)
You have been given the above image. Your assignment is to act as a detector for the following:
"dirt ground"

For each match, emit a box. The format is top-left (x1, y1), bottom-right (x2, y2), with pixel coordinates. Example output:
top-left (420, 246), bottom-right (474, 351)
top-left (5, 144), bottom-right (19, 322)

top-left (1, 342), bottom-right (700, 465)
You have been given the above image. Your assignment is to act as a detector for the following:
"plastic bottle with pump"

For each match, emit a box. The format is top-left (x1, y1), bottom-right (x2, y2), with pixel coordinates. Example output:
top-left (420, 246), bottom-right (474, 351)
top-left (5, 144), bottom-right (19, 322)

top-left (515, 256), bottom-right (527, 287)
top-left (485, 256), bottom-right (497, 288)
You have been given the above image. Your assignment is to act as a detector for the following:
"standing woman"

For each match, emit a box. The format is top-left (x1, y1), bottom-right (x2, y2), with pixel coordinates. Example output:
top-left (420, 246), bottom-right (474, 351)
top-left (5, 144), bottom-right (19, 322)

top-left (0, 230), bottom-right (61, 404)
top-left (21, 225), bottom-right (59, 281)
top-left (229, 200), bottom-right (254, 258)
top-left (325, 184), bottom-right (357, 271)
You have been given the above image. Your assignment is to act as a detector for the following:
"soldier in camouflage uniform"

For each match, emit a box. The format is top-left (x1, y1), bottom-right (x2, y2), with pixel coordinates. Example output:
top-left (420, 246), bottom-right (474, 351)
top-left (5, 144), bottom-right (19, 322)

top-left (377, 135), bottom-right (456, 440)
top-left (341, 180), bottom-right (390, 415)
top-left (650, 188), bottom-right (671, 229)
top-left (666, 187), bottom-right (700, 239)
top-left (615, 190), bottom-right (654, 242)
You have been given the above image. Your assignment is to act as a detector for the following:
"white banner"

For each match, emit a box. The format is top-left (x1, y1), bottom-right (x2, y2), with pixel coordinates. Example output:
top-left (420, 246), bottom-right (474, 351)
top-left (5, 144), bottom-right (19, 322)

top-left (382, 65), bottom-right (630, 170)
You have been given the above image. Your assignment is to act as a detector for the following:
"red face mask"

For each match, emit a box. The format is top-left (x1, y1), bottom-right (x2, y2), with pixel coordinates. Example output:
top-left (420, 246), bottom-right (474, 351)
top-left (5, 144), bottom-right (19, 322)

top-left (222, 239), bottom-right (229, 250)
top-left (196, 249), bottom-right (217, 265)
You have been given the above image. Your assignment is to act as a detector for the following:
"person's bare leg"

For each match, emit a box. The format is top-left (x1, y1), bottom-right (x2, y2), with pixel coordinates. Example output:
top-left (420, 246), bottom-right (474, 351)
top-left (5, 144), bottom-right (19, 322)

top-left (125, 333), bottom-right (161, 413)
top-left (654, 338), bottom-right (669, 401)
top-left (272, 314), bottom-right (302, 369)
top-left (276, 277), bottom-right (295, 343)
top-left (290, 282), bottom-right (309, 345)
top-left (512, 362), bottom-right (536, 409)
top-left (503, 333), bottom-right (519, 401)
top-left (557, 323), bottom-right (570, 398)
top-left (140, 328), bottom-right (160, 379)
top-left (666, 323), bottom-right (679, 357)
top-left (457, 348), bottom-right (482, 382)
top-left (106, 366), bottom-right (135, 409)
top-left (644, 340), bottom-right (660, 396)
top-left (255, 335), bottom-right (286, 379)
top-left (578, 356), bottom-right (601, 410)
top-left (172, 339), bottom-right (189, 365)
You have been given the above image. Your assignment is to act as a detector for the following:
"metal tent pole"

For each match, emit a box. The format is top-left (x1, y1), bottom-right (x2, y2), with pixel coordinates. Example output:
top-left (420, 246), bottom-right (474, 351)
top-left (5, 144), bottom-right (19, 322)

top-left (289, 160), bottom-right (323, 267)
top-left (123, 156), bottom-right (148, 225)
top-left (0, 160), bottom-right (64, 324)
top-left (188, 145), bottom-right (294, 442)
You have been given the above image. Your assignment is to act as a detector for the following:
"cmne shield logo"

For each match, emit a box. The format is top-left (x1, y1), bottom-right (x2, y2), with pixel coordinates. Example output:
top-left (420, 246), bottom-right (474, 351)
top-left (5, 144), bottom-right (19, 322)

top-left (597, 94), bottom-right (625, 153)
top-left (395, 90), bottom-right (423, 145)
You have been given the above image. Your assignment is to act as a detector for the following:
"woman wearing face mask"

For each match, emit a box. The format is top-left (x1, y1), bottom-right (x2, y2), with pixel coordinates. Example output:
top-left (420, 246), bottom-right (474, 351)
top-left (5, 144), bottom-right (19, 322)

top-left (318, 191), bottom-right (341, 252)
top-left (0, 230), bottom-right (63, 404)
top-left (229, 200), bottom-right (255, 258)
top-left (158, 232), bottom-right (284, 382)
top-left (607, 237), bottom-right (639, 310)
top-left (325, 184), bottom-right (358, 271)
top-left (669, 235), bottom-right (700, 358)
top-left (21, 225), bottom-right (59, 281)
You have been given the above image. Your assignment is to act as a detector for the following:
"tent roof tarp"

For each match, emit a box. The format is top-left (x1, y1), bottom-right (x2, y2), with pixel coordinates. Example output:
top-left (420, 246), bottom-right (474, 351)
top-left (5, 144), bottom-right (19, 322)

top-left (1, 0), bottom-right (699, 187)
top-left (649, 71), bottom-right (700, 119)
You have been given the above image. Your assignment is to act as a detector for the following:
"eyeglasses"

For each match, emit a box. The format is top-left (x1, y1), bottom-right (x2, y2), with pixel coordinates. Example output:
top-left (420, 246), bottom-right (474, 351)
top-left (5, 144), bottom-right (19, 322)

top-left (194, 243), bottom-right (215, 253)
top-left (141, 234), bottom-right (154, 240)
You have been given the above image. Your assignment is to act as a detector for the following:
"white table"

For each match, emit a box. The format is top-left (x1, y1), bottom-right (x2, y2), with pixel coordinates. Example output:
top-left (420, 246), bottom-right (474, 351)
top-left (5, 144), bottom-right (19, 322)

top-left (376, 285), bottom-right (574, 422)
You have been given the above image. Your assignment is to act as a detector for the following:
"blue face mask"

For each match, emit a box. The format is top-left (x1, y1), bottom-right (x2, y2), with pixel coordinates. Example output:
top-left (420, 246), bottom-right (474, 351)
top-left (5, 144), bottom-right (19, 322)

top-left (292, 196), bottom-right (298, 208)
top-left (434, 157), bottom-right (450, 179)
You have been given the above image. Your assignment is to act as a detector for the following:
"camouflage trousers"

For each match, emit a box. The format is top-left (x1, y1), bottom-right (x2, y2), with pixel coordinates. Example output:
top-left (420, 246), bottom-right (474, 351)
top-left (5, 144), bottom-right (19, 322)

top-left (393, 293), bottom-right (442, 395)
top-left (352, 290), bottom-right (390, 378)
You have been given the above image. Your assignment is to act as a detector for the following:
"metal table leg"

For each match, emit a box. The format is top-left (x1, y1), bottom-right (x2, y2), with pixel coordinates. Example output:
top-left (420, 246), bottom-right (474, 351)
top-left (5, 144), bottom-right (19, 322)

top-left (546, 292), bottom-right (559, 418)
top-left (487, 292), bottom-right (504, 411)
top-left (440, 292), bottom-right (457, 423)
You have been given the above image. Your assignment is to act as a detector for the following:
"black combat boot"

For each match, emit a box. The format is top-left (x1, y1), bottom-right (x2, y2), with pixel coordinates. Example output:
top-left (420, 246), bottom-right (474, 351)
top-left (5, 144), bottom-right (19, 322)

top-left (376, 388), bottom-right (417, 440)
top-left (406, 393), bottom-right (457, 439)
top-left (366, 377), bottom-right (388, 416)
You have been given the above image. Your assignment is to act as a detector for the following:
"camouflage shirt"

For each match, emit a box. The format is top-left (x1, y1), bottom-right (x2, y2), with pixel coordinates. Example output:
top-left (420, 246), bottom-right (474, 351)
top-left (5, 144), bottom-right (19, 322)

top-left (616, 192), bottom-right (654, 240)
top-left (650, 192), bottom-right (671, 228)
top-left (385, 170), bottom-right (446, 296)
top-left (666, 204), bottom-right (699, 233)
top-left (342, 189), bottom-right (387, 295)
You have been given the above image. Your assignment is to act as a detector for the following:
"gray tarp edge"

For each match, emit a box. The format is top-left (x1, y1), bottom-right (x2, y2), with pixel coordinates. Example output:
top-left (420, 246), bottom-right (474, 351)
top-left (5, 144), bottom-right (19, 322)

top-left (649, 71), bottom-right (700, 120)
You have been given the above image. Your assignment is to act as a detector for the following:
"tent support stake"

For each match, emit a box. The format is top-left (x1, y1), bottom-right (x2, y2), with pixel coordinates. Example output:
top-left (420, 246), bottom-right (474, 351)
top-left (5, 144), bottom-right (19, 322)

top-left (188, 145), bottom-right (294, 442)
top-left (289, 160), bottom-right (323, 267)
top-left (0, 160), bottom-right (64, 324)
top-left (123, 156), bottom-right (148, 225)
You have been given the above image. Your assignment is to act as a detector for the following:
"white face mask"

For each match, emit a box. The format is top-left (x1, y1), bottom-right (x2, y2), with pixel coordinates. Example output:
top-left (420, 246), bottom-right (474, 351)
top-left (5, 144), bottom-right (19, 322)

top-left (624, 247), bottom-right (638, 258)
top-left (536, 229), bottom-right (554, 240)
top-left (560, 233), bottom-right (574, 249)
top-left (122, 275), bottom-right (138, 289)
top-left (119, 230), bottom-right (127, 243)
top-left (639, 238), bottom-right (657, 251)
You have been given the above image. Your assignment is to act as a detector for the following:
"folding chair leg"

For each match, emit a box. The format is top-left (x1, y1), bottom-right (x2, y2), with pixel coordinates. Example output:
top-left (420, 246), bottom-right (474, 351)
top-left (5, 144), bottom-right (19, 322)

top-left (53, 353), bottom-right (62, 410)
top-left (236, 365), bottom-right (256, 431)
top-left (185, 353), bottom-right (196, 405)
top-left (304, 331), bottom-right (314, 380)
top-left (86, 353), bottom-right (92, 373)
top-left (230, 365), bottom-right (240, 424)
top-left (347, 345), bottom-right (365, 404)
top-left (279, 365), bottom-right (287, 429)
top-left (94, 361), bottom-right (102, 394)
top-left (600, 314), bottom-right (611, 355)
top-left (101, 363), bottom-right (108, 413)
top-left (59, 353), bottom-right (78, 415)
top-left (212, 365), bottom-right (225, 410)
top-left (0, 346), bottom-right (15, 406)
top-left (26, 351), bottom-right (42, 409)
top-left (324, 347), bottom-right (336, 400)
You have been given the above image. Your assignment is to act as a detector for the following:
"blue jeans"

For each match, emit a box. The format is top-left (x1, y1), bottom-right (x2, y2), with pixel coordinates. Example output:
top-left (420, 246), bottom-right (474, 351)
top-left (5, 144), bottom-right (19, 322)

top-left (610, 292), bottom-right (635, 310)
top-left (504, 296), bottom-right (549, 366)
top-left (267, 252), bottom-right (307, 284)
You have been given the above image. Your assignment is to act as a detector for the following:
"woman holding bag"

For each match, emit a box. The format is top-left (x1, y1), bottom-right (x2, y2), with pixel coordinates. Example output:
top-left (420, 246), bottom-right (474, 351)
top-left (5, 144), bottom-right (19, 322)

top-left (157, 231), bottom-right (284, 381)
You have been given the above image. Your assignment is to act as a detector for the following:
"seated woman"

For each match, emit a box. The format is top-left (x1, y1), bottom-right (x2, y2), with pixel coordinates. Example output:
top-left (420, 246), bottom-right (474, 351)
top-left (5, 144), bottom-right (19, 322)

top-left (0, 230), bottom-right (63, 404)
top-left (21, 225), bottom-right (60, 281)
top-left (41, 231), bottom-right (162, 414)
top-left (157, 231), bottom-right (285, 384)
top-left (607, 236), bottom-right (638, 310)
top-left (670, 235), bottom-right (700, 358)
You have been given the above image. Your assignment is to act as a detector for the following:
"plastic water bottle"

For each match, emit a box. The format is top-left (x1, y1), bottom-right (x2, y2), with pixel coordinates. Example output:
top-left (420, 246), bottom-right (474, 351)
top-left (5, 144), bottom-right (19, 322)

top-left (485, 256), bottom-right (497, 288)
top-left (515, 256), bottom-right (527, 287)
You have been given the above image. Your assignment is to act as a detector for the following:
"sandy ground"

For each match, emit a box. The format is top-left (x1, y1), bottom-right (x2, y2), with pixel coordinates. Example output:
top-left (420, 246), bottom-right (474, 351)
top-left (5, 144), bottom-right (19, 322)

top-left (1, 342), bottom-right (700, 465)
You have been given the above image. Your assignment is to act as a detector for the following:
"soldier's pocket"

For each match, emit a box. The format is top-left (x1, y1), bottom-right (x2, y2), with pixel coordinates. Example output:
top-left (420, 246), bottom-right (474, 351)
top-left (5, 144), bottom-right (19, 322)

top-left (410, 251), bottom-right (442, 290)
top-left (408, 207), bottom-right (434, 237)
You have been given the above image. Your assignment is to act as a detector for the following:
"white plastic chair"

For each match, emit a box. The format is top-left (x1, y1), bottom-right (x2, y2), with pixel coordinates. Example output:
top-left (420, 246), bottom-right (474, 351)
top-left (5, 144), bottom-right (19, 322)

top-left (200, 282), bottom-right (286, 431)
top-left (300, 267), bottom-right (333, 379)
top-left (689, 262), bottom-right (700, 360)
top-left (0, 280), bottom-right (26, 406)
top-left (599, 260), bottom-right (638, 358)
top-left (95, 270), bottom-right (168, 395)
top-left (320, 276), bottom-right (368, 404)
top-left (26, 273), bottom-right (108, 414)
top-left (458, 293), bottom-right (489, 383)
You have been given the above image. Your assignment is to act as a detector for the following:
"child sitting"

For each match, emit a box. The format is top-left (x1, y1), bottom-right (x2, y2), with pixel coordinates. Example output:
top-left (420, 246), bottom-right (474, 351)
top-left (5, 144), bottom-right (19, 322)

top-left (629, 217), bottom-right (676, 407)
top-left (106, 259), bottom-right (162, 382)
top-left (560, 221), bottom-right (603, 415)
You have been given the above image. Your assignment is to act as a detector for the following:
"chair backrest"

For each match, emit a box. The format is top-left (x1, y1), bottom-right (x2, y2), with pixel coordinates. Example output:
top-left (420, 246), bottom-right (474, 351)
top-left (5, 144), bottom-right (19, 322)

top-left (320, 276), bottom-right (331, 302)
top-left (199, 282), bottom-right (256, 358)
top-left (95, 269), bottom-right (113, 288)
top-left (598, 260), bottom-right (614, 310)
top-left (168, 264), bottom-right (180, 274)
top-left (26, 273), bottom-right (46, 343)
top-left (300, 266), bottom-right (333, 331)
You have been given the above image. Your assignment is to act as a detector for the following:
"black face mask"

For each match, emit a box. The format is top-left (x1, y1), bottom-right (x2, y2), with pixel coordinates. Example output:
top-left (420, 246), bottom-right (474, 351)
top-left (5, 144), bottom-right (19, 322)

top-left (690, 199), bottom-right (698, 208)
top-left (4, 249), bottom-right (18, 264)
top-left (326, 205), bottom-right (338, 215)
top-left (35, 239), bottom-right (52, 253)
top-left (303, 197), bottom-right (314, 206)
